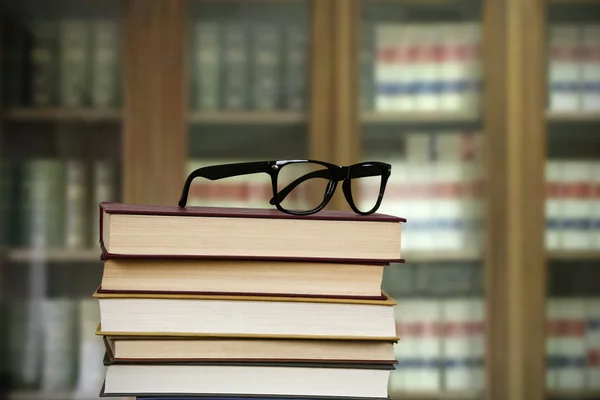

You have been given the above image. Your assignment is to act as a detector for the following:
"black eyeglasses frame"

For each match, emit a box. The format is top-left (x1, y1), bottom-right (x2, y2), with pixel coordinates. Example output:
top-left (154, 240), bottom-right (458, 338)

top-left (178, 159), bottom-right (391, 216)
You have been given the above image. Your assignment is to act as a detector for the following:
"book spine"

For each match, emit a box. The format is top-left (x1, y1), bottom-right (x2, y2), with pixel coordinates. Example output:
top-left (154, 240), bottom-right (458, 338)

top-left (374, 24), bottom-right (396, 112)
top-left (414, 24), bottom-right (440, 111)
top-left (41, 299), bottom-right (77, 391)
top-left (546, 160), bottom-right (563, 250)
top-left (586, 298), bottom-right (600, 389)
top-left (561, 161), bottom-right (593, 250)
top-left (556, 299), bottom-right (587, 389)
top-left (74, 299), bottom-right (106, 395)
top-left (19, 159), bottom-right (64, 248)
top-left (581, 24), bottom-right (600, 111)
top-left (30, 20), bottom-right (58, 106)
top-left (64, 160), bottom-right (87, 249)
top-left (463, 23), bottom-right (482, 113)
top-left (360, 21), bottom-right (375, 111)
top-left (405, 133), bottom-right (434, 252)
top-left (547, 298), bottom-right (560, 390)
top-left (284, 25), bottom-right (307, 111)
top-left (393, 300), bottom-right (442, 391)
top-left (593, 162), bottom-right (600, 250)
top-left (548, 25), bottom-right (581, 112)
top-left (222, 23), bottom-right (249, 110)
top-left (2, 22), bottom-right (30, 107)
top-left (193, 21), bottom-right (220, 111)
top-left (58, 19), bottom-right (89, 107)
top-left (441, 298), bottom-right (484, 391)
top-left (90, 20), bottom-right (120, 108)
top-left (251, 23), bottom-right (282, 110)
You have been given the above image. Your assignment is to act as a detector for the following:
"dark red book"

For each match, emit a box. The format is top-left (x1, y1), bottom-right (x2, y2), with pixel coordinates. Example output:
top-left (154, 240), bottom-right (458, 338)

top-left (99, 202), bottom-right (405, 263)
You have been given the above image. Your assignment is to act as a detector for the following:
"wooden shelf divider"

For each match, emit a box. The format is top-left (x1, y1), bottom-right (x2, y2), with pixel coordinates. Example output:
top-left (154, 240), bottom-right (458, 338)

top-left (362, 111), bottom-right (480, 124)
top-left (547, 250), bottom-right (600, 261)
top-left (546, 391), bottom-right (600, 399)
top-left (189, 111), bottom-right (305, 124)
top-left (546, 110), bottom-right (600, 122)
top-left (2, 107), bottom-right (121, 122)
top-left (6, 248), bottom-right (101, 263)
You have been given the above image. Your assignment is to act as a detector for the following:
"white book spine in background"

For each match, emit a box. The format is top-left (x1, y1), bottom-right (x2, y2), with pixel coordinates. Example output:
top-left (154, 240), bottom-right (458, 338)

top-left (405, 133), bottom-right (434, 251)
top-left (41, 299), bottom-right (77, 391)
top-left (393, 300), bottom-right (442, 392)
top-left (439, 24), bottom-right (462, 112)
top-left (546, 161), bottom-right (563, 251)
top-left (586, 298), bottom-right (600, 389)
top-left (91, 20), bottom-right (119, 108)
top-left (462, 23), bottom-right (482, 113)
top-left (374, 24), bottom-right (396, 112)
top-left (74, 299), bottom-right (106, 397)
top-left (58, 19), bottom-right (89, 107)
top-left (548, 25), bottom-right (581, 111)
top-left (441, 299), bottom-right (484, 391)
top-left (556, 161), bottom-right (570, 251)
top-left (546, 299), bottom-right (560, 390)
top-left (403, 24), bottom-right (420, 112)
top-left (561, 161), bottom-right (593, 250)
top-left (382, 159), bottom-right (409, 247)
top-left (393, 26), bottom-right (412, 112)
top-left (592, 161), bottom-right (600, 250)
top-left (406, 161), bottom-right (432, 252)
top-left (414, 24), bottom-right (440, 111)
top-left (582, 25), bottom-right (600, 111)
top-left (556, 299), bottom-right (587, 390)
top-left (434, 131), bottom-right (472, 252)
top-left (65, 160), bottom-right (87, 249)
top-left (430, 161), bottom-right (463, 252)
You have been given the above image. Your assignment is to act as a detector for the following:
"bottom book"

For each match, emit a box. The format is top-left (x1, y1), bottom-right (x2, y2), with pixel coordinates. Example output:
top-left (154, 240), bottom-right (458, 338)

top-left (99, 361), bottom-right (394, 399)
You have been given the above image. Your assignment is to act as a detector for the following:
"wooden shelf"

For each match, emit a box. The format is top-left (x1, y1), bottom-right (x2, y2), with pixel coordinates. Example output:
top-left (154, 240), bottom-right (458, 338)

top-left (8, 392), bottom-right (132, 400)
top-left (2, 107), bottom-right (121, 122)
top-left (362, 111), bottom-right (480, 124)
top-left (548, 0), bottom-right (600, 3)
top-left (402, 250), bottom-right (482, 263)
top-left (547, 391), bottom-right (600, 399)
top-left (189, 111), bottom-right (305, 124)
top-left (6, 248), bottom-right (101, 263)
top-left (390, 391), bottom-right (481, 400)
top-left (546, 110), bottom-right (600, 122)
top-left (547, 250), bottom-right (600, 261)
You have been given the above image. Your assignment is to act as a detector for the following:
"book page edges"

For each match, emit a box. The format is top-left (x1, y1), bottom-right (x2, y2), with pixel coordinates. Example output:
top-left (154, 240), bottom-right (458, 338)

top-left (92, 287), bottom-right (397, 306)
top-left (95, 324), bottom-right (399, 342)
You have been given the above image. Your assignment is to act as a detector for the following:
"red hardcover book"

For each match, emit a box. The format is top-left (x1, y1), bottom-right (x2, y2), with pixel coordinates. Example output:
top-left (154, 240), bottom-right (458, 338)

top-left (99, 202), bottom-right (405, 263)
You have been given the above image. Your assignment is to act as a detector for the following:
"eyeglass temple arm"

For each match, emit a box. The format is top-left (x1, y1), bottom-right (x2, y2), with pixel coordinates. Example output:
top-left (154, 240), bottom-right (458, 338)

top-left (179, 161), bottom-right (270, 207)
top-left (269, 165), bottom-right (383, 205)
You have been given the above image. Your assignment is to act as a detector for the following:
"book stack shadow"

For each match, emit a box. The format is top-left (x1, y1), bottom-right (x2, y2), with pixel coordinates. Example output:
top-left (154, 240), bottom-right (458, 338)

top-left (93, 202), bottom-right (405, 400)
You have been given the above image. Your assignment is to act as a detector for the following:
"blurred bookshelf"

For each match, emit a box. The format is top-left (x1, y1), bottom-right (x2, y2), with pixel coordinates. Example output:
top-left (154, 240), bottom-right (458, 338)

top-left (0, 0), bottom-right (598, 399)
top-left (544, 0), bottom-right (600, 398)
top-left (0, 0), bottom-right (123, 399)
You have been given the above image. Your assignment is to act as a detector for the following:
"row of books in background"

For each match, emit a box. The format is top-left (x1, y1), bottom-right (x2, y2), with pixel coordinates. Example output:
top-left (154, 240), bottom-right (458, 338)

top-left (548, 24), bottom-right (600, 112)
top-left (0, 159), bottom-right (119, 249)
top-left (191, 20), bottom-right (307, 111)
top-left (546, 298), bottom-right (600, 390)
top-left (3, 18), bottom-right (121, 108)
top-left (4, 296), bottom-right (599, 394)
top-left (361, 22), bottom-right (482, 114)
top-left (546, 160), bottom-right (600, 251)
top-left (187, 131), bottom-right (485, 255)
top-left (4, 299), bottom-right (105, 396)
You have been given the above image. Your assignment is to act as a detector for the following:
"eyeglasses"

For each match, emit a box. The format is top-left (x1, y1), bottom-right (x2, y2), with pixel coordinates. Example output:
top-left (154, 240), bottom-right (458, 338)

top-left (178, 159), bottom-right (391, 216)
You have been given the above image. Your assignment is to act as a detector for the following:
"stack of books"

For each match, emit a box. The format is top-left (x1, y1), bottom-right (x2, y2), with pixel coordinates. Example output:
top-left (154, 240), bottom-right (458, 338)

top-left (93, 202), bottom-right (405, 399)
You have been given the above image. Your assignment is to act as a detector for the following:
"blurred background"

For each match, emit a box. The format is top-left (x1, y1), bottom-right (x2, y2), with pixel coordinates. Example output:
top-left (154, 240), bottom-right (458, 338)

top-left (0, 0), bottom-right (599, 399)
